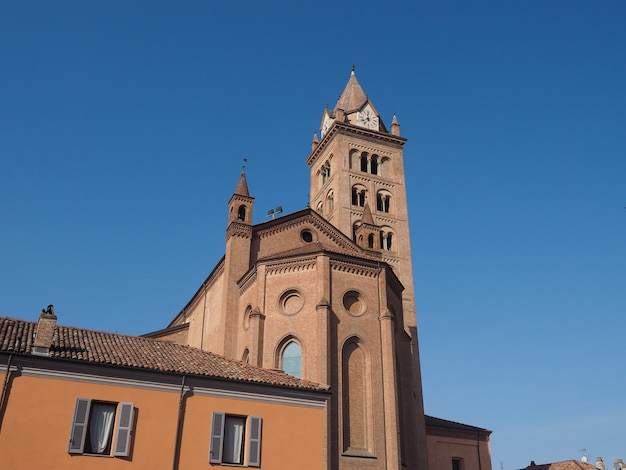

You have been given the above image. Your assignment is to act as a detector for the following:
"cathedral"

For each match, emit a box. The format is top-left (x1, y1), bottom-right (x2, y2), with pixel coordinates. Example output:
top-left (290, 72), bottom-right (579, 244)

top-left (0, 69), bottom-right (491, 470)
top-left (147, 68), bottom-right (476, 470)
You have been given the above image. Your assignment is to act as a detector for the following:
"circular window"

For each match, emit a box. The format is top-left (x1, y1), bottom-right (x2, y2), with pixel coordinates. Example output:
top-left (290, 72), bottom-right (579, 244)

top-left (301, 230), bottom-right (313, 243)
top-left (280, 290), bottom-right (304, 316)
top-left (343, 290), bottom-right (366, 316)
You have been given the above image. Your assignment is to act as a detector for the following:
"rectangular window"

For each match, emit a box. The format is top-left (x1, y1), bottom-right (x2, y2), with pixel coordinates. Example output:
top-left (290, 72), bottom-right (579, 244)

top-left (453, 458), bottom-right (463, 470)
top-left (209, 412), bottom-right (262, 467)
top-left (68, 398), bottom-right (134, 457)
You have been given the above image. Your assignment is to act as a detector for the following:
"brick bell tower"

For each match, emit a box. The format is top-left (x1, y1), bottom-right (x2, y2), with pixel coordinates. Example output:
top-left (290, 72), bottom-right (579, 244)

top-left (307, 67), bottom-right (429, 470)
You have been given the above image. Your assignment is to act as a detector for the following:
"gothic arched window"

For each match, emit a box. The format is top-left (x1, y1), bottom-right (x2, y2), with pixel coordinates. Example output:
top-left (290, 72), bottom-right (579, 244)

top-left (281, 341), bottom-right (302, 378)
top-left (342, 338), bottom-right (372, 453)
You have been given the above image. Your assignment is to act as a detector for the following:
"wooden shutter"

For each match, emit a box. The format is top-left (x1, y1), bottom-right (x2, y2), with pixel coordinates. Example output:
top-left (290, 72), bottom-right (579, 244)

top-left (247, 416), bottom-right (262, 467)
top-left (113, 402), bottom-right (134, 457)
top-left (209, 412), bottom-right (225, 463)
top-left (68, 398), bottom-right (91, 454)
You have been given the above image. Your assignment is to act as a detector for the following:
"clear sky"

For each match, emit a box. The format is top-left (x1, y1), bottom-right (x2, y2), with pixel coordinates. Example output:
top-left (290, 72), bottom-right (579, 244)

top-left (1, 2), bottom-right (624, 469)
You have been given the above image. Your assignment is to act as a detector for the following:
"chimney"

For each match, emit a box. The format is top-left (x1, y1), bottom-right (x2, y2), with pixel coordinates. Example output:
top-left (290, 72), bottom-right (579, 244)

top-left (596, 458), bottom-right (606, 470)
top-left (614, 460), bottom-right (624, 470)
top-left (32, 305), bottom-right (57, 357)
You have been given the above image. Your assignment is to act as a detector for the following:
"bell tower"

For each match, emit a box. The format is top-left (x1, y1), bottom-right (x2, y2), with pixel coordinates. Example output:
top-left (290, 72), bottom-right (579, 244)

top-left (307, 68), bottom-right (429, 470)
top-left (307, 67), bottom-right (418, 330)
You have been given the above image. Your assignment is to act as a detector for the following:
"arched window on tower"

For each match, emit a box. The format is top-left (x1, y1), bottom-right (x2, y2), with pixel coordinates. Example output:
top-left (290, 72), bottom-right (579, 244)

top-left (281, 341), bottom-right (302, 378)
top-left (379, 157), bottom-right (391, 177)
top-left (320, 162), bottom-right (331, 185)
top-left (316, 201), bottom-right (324, 216)
top-left (376, 191), bottom-right (391, 213)
top-left (351, 185), bottom-right (366, 207)
top-left (352, 222), bottom-right (362, 243)
top-left (350, 149), bottom-right (359, 170)
top-left (368, 234), bottom-right (375, 249)
top-left (370, 156), bottom-right (378, 175)
top-left (237, 205), bottom-right (246, 222)
top-left (360, 153), bottom-right (369, 173)
top-left (327, 190), bottom-right (334, 214)
top-left (380, 228), bottom-right (394, 251)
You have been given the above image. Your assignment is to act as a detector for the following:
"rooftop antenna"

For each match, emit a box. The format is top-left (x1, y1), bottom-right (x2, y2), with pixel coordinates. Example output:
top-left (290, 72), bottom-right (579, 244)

top-left (267, 206), bottom-right (283, 220)
top-left (580, 449), bottom-right (589, 463)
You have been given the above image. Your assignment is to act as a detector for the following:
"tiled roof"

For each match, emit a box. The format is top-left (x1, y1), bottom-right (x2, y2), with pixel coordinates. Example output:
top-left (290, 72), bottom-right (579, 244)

top-left (518, 461), bottom-right (600, 470)
top-left (0, 316), bottom-right (328, 392)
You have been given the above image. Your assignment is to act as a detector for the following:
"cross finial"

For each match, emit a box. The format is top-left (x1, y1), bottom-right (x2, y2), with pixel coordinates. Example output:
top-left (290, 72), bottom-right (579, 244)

top-left (242, 157), bottom-right (247, 171)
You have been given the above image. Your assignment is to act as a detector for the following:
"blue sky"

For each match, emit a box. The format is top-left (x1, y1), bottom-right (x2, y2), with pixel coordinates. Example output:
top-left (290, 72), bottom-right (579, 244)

top-left (1, 2), bottom-right (624, 468)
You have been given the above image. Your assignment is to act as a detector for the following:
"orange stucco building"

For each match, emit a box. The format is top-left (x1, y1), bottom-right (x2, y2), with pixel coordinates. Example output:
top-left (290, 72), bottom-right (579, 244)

top-left (0, 314), bottom-right (329, 469)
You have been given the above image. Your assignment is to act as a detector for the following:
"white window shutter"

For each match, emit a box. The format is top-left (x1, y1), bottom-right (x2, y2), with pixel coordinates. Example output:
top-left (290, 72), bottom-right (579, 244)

top-left (247, 416), bottom-right (262, 467)
top-left (68, 398), bottom-right (91, 454)
top-left (113, 402), bottom-right (134, 457)
top-left (209, 412), bottom-right (225, 463)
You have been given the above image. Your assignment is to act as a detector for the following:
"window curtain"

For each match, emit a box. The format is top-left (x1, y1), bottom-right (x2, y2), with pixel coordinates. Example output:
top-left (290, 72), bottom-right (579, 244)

top-left (89, 403), bottom-right (116, 454)
top-left (223, 417), bottom-right (245, 464)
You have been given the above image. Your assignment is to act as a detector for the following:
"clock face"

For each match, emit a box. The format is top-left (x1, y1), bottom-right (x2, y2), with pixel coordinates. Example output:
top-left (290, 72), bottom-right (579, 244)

top-left (321, 116), bottom-right (334, 137)
top-left (357, 109), bottom-right (379, 130)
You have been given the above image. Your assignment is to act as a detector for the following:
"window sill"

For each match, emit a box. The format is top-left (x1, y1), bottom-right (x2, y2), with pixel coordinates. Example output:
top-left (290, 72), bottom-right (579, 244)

top-left (342, 449), bottom-right (377, 459)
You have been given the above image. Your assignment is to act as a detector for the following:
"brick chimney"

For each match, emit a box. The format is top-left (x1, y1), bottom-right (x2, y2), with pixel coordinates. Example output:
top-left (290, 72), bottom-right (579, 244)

top-left (32, 305), bottom-right (57, 357)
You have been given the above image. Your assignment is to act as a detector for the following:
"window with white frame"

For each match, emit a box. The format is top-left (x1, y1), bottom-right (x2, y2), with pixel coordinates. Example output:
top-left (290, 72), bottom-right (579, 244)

top-left (209, 412), bottom-right (262, 467)
top-left (68, 398), bottom-right (134, 457)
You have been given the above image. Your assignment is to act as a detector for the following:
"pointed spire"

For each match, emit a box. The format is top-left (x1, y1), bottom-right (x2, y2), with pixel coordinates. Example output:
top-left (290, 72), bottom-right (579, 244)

top-left (362, 201), bottom-right (375, 225)
top-left (391, 113), bottom-right (401, 136)
top-left (311, 131), bottom-right (319, 151)
top-left (335, 66), bottom-right (368, 113)
top-left (234, 167), bottom-right (250, 197)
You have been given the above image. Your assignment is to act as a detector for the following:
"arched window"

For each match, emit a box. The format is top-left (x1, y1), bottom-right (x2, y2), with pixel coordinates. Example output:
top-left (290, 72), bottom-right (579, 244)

top-left (360, 153), bottom-right (368, 172)
top-left (380, 229), bottom-right (394, 251)
top-left (370, 156), bottom-right (378, 175)
top-left (237, 205), bottom-right (246, 222)
top-left (352, 222), bottom-right (362, 243)
top-left (342, 338), bottom-right (372, 453)
top-left (281, 341), bottom-right (302, 378)
top-left (367, 234), bottom-right (375, 249)
top-left (316, 201), bottom-right (324, 216)
top-left (351, 185), bottom-right (366, 207)
top-left (350, 149), bottom-right (359, 170)
top-left (327, 190), bottom-right (334, 213)
top-left (241, 348), bottom-right (249, 363)
top-left (379, 157), bottom-right (391, 177)
top-left (320, 160), bottom-right (331, 186)
top-left (376, 191), bottom-right (391, 213)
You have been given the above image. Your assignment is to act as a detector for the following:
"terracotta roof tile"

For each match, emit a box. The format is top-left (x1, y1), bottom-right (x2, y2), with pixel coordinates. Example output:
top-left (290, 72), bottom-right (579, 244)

top-left (0, 316), bottom-right (328, 392)
top-left (518, 461), bottom-right (600, 470)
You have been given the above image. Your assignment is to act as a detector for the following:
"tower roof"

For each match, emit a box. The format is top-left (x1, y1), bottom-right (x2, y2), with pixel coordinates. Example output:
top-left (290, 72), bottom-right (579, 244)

top-left (362, 201), bottom-right (375, 225)
top-left (334, 67), bottom-right (368, 113)
top-left (233, 169), bottom-right (250, 197)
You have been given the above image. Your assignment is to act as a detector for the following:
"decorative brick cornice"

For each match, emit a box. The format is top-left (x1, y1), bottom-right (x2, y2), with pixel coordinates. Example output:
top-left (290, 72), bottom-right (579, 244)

top-left (226, 222), bottom-right (252, 241)
top-left (330, 259), bottom-right (378, 278)
top-left (307, 122), bottom-right (406, 166)
top-left (266, 257), bottom-right (317, 276)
